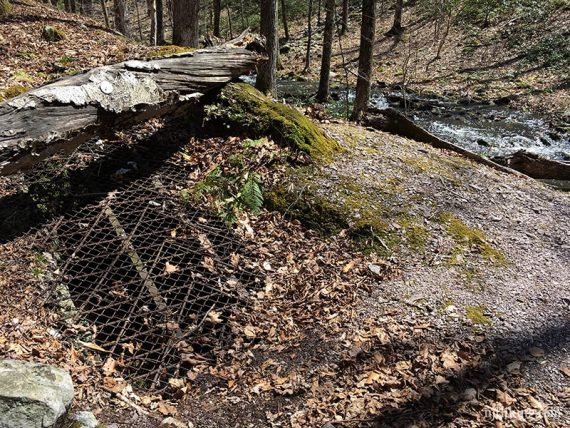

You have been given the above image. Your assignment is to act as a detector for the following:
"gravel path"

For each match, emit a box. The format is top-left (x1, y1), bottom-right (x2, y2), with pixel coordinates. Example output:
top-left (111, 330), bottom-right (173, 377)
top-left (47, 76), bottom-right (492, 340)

top-left (314, 123), bottom-right (570, 425)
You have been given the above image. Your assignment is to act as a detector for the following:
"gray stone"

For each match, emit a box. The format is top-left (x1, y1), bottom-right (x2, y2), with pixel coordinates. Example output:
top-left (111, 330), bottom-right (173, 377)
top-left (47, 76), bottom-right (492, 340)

top-left (71, 411), bottom-right (99, 428)
top-left (0, 359), bottom-right (74, 428)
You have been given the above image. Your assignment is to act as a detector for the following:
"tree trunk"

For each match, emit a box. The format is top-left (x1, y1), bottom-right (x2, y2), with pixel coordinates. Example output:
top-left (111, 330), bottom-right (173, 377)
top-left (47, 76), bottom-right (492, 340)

top-left (352, 0), bottom-right (376, 120)
top-left (80, 0), bottom-right (92, 15)
top-left (148, 0), bottom-right (157, 45)
top-left (100, 0), bottom-right (110, 28)
top-left (280, 0), bottom-right (289, 41)
top-left (113, 0), bottom-right (129, 36)
top-left (316, 0), bottom-right (335, 101)
top-left (226, 2), bottom-right (233, 38)
top-left (213, 0), bottom-right (221, 37)
top-left (303, 0), bottom-right (313, 72)
top-left (0, 47), bottom-right (260, 176)
top-left (256, 0), bottom-right (278, 95)
top-left (341, 0), bottom-right (349, 35)
top-left (386, 0), bottom-right (403, 35)
top-left (156, 0), bottom-right (165, 44)
top-left (173, 0), bottom-right (200, 47)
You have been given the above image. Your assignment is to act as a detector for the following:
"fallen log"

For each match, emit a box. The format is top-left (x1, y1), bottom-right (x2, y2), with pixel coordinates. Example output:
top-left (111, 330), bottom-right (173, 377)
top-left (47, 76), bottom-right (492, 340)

top-left (363, 107), bottom-right (527, 178)
top-left (492, 150), bottom-right (570, 180)
top-left (0, 47), bottom-right (260, 176)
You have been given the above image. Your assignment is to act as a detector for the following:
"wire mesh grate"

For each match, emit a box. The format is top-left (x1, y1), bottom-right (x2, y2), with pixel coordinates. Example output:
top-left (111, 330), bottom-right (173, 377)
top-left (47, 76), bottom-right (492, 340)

top-left (14, 138), bottom-right (261, 390)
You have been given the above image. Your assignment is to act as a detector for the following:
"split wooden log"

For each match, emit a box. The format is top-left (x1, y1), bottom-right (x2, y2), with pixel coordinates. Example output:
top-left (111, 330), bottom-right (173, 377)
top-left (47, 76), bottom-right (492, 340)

top-left (363, 107), bottom-right (527, 178)
top-left (492, 150), bottom-right (570, 180)
top-left (0, 47), bottom-right (260, 176)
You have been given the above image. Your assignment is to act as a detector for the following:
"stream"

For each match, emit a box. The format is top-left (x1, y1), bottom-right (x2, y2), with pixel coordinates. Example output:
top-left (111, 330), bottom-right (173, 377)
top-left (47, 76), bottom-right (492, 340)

top-left (240, 76), bottom-right (570, 189)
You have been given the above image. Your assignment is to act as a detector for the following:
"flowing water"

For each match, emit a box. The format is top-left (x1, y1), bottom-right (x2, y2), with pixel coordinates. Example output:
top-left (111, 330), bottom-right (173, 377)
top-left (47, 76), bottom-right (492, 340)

top-left (240, 76), bottom-right (570, 164)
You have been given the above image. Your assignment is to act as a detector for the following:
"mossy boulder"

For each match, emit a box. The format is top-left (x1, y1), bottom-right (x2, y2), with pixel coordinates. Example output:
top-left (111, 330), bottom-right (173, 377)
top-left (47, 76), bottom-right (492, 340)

top-left (41, 25), bottom-right (65, 42)
top-left (205, 83), bottom-right (341, 161)
top-left (0, 0), bottom-right (12, 16)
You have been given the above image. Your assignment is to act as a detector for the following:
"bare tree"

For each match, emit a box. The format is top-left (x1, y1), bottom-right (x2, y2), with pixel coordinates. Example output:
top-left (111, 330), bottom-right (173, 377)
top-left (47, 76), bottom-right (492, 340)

top-left (280, 0), bottom-right (290, 41)
top-left (316, 0), bottom-right (335, 101)
top-left (100, 0), bottom-right (110, 28)
top-left (148, 0), bottom-right (158, 45)
top-left (256, 0), bottom-right (278, 95)
top-left (173, 0), bottom-right (200, 47)
top-left (113, 0), bottom-right (129, 35)
top-left (157, 0), bottom-right (165, 44)
top-left (352, 0), bottom-right (376, 120)
top-left (213, 0), bottom-right (221, 37)
top-left (341, 0), bottom-right (349, 35)
top-left (303, 0), bottom-right (314, 72)
top-left (386, 0), bottom-right (403, 36)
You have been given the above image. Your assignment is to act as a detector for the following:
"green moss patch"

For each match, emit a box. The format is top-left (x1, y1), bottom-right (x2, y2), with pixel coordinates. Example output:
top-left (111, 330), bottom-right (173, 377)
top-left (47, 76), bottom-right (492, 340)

top-left (438, 212), bottom-right (507, 266)
top-left (0, 0), bottom-right (12, 16)
top-left (205, 83), bottom-right (341, 161)
top-left (0, 84), bottom-right (28, 101)
top-left (148, 45), bottom-right (196, 58)
top-left (466, 305), bottom-right (491, 325)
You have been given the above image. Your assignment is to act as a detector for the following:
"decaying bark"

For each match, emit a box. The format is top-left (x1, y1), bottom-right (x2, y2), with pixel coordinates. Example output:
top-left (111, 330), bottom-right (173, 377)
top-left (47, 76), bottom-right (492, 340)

top-left (363, 108), bottom-right (526, 177)
top-left (492, 151), bottom-right (570, 180)
top-left (0, 48), bottom-right (260, 176)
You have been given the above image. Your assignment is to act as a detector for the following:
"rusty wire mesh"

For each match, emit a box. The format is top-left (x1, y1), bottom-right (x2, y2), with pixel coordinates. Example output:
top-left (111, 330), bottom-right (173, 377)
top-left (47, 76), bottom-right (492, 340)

top-left (2, 137), bottom-right (259, 390)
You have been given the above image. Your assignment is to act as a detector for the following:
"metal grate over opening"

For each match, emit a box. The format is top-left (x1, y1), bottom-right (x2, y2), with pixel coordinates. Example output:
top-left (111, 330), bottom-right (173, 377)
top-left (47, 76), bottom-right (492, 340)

top-left (21, 139), bottom-right (259, 390)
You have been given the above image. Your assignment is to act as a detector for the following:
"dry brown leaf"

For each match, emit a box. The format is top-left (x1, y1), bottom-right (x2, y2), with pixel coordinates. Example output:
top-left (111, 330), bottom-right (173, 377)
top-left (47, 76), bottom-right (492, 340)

top-left (560, 366), bottom-right (570, 377)
top-left (157, 401), bottom-right (178, 416)
top-left (164, 262), bottom-right (179, 274)
top-left (342, 260), bottom-right (356, 273)
top-left (527, 396), bottom-right (544, 410)
top-left (202, 257), bottom-right (216, 272)
top-left (78, 341), bottom-right (110, 353)
top-left (102, 357), bottom-right (117, 376)
top-left (206, 310), bottom-right (222, 324)
top-left (244, 325), bottom-right (257, 338)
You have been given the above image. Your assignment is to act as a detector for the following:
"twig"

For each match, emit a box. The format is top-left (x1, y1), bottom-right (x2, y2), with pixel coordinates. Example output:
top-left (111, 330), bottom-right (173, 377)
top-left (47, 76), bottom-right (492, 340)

top-left (101, 386), bottom-right (159, 419)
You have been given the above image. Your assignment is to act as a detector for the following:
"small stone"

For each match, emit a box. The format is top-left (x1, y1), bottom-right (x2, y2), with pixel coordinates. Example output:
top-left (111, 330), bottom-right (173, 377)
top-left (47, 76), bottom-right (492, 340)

top-left (72, 411), bottom-right (100, 428)
top-left (0, 359), bottom-right (74, 428)
top-left (367, 263), bottom-right (382, 276)
top-left (462, 387), bottom-right (477, 401)
top-left (100, 81), bottom-right (114, 94)
top-left (159, 417), bottom-right (188, 428)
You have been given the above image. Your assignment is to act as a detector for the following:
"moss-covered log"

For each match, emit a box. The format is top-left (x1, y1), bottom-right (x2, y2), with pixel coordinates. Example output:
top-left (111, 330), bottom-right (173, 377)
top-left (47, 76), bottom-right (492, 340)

top-left (204, 82), bottom-right (341, 161)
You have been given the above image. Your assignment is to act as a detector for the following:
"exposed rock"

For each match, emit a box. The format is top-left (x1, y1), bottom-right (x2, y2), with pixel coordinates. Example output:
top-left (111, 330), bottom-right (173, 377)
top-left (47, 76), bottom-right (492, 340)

top-left (0, 359), bottom-right (74, 428)
top-left (71, 411), bottom-right (100, 428)
top-left (41, 26), bottom-right (65, 42)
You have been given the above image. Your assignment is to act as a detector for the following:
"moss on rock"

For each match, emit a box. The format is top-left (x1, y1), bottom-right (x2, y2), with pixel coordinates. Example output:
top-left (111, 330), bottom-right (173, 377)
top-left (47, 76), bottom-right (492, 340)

top-left (0, 84), bottom-right (28, 101)
top-left (466, 305), bottom-right (491, 325)
top-left (41, 25), bottom-right (65, 42)
top-left (205, 83), bottom-right (341, 161)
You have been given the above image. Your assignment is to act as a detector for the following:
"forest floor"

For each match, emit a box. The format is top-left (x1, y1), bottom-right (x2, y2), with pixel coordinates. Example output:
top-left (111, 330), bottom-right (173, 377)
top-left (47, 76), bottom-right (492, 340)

top-left (1, 2), bottom-right (570, 428)
top-left (281, 4), bottom-right (570, 123)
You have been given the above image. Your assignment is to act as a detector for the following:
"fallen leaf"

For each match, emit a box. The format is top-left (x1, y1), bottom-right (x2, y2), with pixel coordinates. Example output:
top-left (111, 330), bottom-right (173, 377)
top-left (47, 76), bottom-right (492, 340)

top-left (342, 260), bottom-right (356, 273)
top-left (202, 257), bottom-right (216, 272)
top-left (164, 262), bottom-right (179, 274)
top-left (206, 310), bottom-right (222, 324)
top-left (244, 325), bottom-right (256, 338)
top-left (157, 401), bottom-right (178, 416)
top-left (78, 341), bottom-right (110, 353)
top-left (263, 261), bottom-right (273, 271)
top-left (527, 396), bottom-right (544, 410)
top-left (102, 357), bottom-right (117, 376)
top-left (560, 366), bottom-right (570, 377)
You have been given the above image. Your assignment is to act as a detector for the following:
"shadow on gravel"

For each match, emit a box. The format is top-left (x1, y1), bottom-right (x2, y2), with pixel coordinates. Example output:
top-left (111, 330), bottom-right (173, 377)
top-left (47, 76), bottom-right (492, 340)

top-left (373, 320), bottom-right (570, 427)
